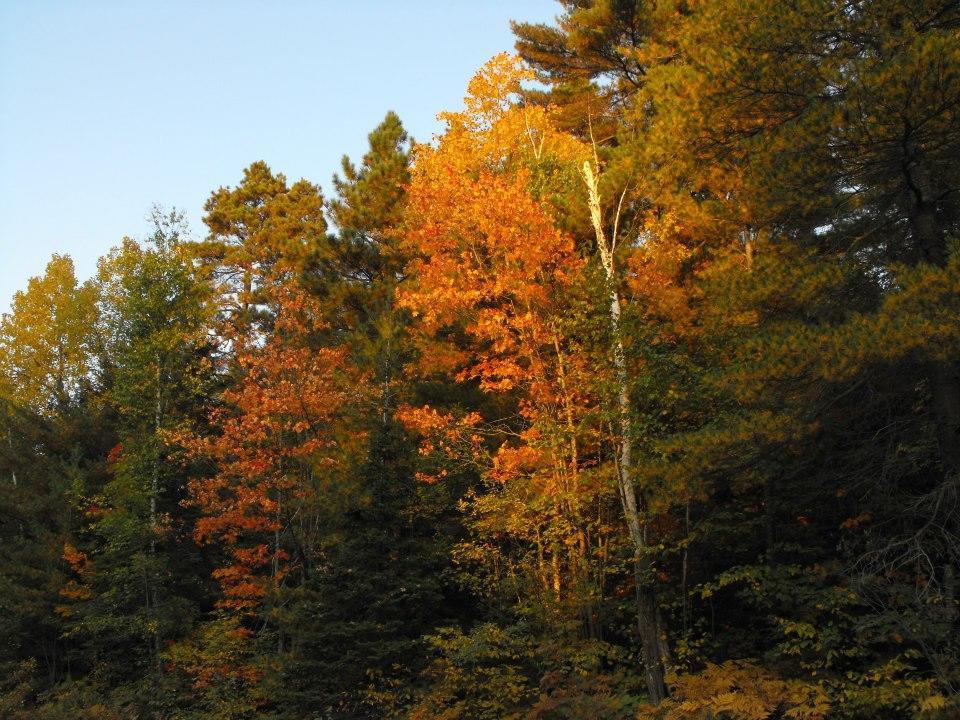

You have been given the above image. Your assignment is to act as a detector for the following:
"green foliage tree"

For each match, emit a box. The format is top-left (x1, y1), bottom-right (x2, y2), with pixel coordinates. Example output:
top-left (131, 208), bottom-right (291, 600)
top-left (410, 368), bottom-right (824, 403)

top-left (192, 161), bottom-right (328, 348)
top-left (55, 211), bottom-right (216, 714)
top-left (265, 114), bottom-right (457, 719)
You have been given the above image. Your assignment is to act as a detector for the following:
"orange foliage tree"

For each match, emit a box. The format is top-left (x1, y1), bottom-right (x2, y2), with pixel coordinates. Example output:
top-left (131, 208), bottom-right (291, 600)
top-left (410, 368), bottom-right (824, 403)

top-left (397, 55), bottom-right (621, 621)
top-left (180, 286), bottom-right (367, 616)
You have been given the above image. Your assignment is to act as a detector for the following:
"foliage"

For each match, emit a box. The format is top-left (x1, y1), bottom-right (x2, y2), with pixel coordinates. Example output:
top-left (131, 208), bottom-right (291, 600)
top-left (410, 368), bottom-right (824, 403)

top-left (3, 2), bottom-right (960, 718)
top-left (639, 661), bottom-right (829, 720)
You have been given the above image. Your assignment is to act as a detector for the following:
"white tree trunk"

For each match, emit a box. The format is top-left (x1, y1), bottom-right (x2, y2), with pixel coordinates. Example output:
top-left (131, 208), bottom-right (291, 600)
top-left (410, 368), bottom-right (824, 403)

top-left (583, 161), bottom-right (668, 703)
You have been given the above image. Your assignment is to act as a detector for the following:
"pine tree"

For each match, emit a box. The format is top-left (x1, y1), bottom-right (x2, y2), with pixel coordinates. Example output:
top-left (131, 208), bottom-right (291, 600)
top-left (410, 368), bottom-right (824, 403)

top-left (191, 161), bottom-right (328, 350)
top-left (268, 114), bottom-right (456, 718)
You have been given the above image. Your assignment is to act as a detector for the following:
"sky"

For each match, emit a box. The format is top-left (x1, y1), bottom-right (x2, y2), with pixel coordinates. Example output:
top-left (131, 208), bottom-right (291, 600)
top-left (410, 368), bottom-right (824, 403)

top-left (0, 0), bottom-right (559, 311)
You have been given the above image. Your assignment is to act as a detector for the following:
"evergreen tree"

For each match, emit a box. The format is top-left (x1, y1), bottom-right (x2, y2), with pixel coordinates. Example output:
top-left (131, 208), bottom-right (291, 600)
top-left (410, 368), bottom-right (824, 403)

top-left (270, 114), bottom-right (456, 718)
top-left (191, 161), bottom-right (328, 350)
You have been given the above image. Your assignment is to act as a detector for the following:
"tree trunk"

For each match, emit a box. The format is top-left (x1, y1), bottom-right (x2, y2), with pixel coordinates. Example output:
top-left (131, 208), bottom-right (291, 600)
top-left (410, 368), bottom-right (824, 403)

top-left (151, 361), bottom-right (161, 556)
top-left (583, 161), bottom-right (668, 703)
top-left (151, 359), bottom-right (163, 679)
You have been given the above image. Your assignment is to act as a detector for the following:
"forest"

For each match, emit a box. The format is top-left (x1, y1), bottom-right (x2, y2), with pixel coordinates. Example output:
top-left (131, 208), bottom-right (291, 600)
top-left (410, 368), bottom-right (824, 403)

top-left (1, 1), bottom-right (959, 718)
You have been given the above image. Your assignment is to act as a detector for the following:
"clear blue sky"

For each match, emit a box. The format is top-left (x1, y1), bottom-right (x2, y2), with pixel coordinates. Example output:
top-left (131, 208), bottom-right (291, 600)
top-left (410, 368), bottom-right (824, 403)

top-left (0, 0), bottom-right (558, 309)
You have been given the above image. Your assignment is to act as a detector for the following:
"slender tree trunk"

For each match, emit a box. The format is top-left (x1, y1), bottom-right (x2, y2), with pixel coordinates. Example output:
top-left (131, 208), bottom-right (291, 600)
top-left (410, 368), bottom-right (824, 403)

top-left (583, 161), bottom-right (668, 703)
top-left (535, 526), bottom-right (549, 594)
top-left (151, 359), bottom-right (163, 678)
top-left (274, 492), bottom-right (283, 654)
top-left (8, 431), bottom-right (22, 534)
top-left (382, 331), bottom-right (391, 425)
top-left (8, 430), bottom-right (16, 488)
top-left (151, 361), bottom-right (161, 556)
top-left (551, 547), bottom-right (562, 600)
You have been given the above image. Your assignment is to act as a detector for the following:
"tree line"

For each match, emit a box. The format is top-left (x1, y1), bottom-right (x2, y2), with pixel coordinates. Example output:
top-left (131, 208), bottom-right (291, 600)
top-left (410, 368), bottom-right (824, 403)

top-left (1, 1), bottom-right (958, 718)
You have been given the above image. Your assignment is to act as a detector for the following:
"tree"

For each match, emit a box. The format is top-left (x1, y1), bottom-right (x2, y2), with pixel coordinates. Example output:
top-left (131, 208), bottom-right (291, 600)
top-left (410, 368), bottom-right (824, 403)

top-left (512, 0), bottom-right (656, 138)
top-left (263, 113), bottom-right (458, 718)
top-left (4, 3), bottom-right (960, 716)
top-left (323, 111), bottom-right (414, 417)
top-left (191, 161), bottom-right (328, 350)
top-left (0, 255), bottom-right (104, 694)
top-left (397, 57), bottom-right (652, 711)
top-left (184, 286), bottom-right (363, 619)
top-left (515, 0), bottom-right (960, 713)
top-left (55, 211), bottom-right (216, 713)
top-left (0, 255), bottom-right (98, 413)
